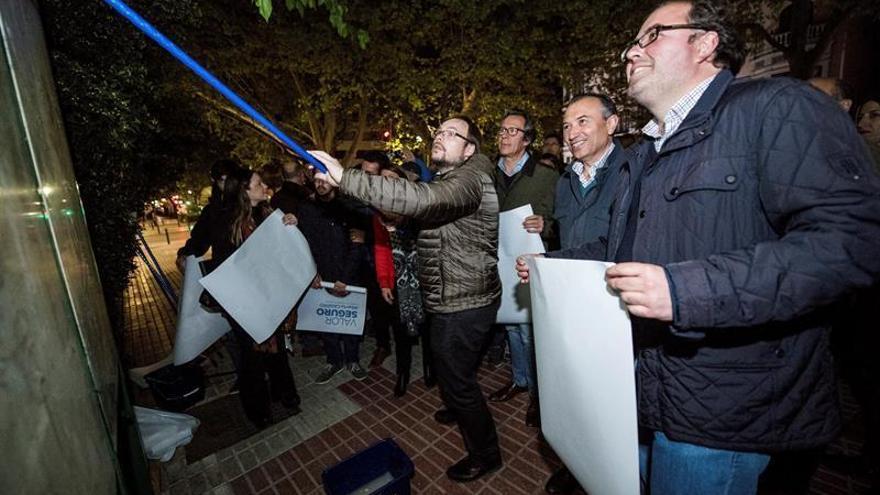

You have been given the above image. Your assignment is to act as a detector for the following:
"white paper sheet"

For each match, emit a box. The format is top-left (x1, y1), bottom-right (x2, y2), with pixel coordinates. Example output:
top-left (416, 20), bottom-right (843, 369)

top-left (496, 204), bottom-right (545, 323)
top-left (172, 256), bottom-right (231, 365)
top-left (528, 257), bottom-right (639, 495)
top-left (296, 282), bottom-right (367, 335)
top-left (199, 209), bottom-right (317, 343)
top-left (498, 204), bottom-right (545, 257)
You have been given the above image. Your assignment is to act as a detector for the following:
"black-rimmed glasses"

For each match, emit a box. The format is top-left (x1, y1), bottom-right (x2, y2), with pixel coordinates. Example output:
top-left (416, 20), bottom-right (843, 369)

top-left (620, 23), bottom-right (709, 62)
top-left (433, 128), bottom-right (475, 144)
top-left (497, 127), bottom-right (525, 137)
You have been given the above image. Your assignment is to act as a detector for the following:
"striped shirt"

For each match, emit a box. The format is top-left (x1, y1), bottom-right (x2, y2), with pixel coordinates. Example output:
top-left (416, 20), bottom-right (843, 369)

top-left (642, 74), bottom-right (717, 152)
top-left (572, 142), bottom-right (615, 191)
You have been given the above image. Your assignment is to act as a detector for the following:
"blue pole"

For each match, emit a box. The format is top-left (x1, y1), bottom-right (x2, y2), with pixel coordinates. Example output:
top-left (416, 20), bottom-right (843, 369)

top-left (103, 0), bottom-right (328, 173)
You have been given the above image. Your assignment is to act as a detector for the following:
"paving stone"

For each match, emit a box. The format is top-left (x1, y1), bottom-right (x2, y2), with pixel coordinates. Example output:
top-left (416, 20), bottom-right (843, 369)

top-left (253, 441), bottom-right (272, 463)
top-left (187, 473), bottom-right (208, 494)
top-left (219, 457), bottom-right (243, 480)
top-left (168, 480), bottom-right (190, 495)
top-left (210, 484), bottom-right (234, 495)
top-left (237, 449), bottom-right (259, 472)
top-left (203, 463), bottom-right (225, 490)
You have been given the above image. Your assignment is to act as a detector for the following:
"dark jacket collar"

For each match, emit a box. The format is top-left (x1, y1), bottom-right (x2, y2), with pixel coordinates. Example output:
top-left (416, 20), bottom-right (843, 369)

top-left (495, 151), bottom-right (538, 178)
top-left (562, 138), bottom-right (624, 178)
top-left (680, 69), bottom-right (734, 127)
top-left (562, 138), bottom-right (625, 205)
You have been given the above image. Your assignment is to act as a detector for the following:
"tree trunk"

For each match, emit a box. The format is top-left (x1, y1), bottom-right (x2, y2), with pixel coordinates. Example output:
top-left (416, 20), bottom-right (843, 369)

top-left (322, 111), bottom-right (337, 154)
top-left (342, 95), bottom-right (369, 166)
top-left (460, 87), bottom-right (477, 115)
top-left (288, 69), bottom-right (323, 146)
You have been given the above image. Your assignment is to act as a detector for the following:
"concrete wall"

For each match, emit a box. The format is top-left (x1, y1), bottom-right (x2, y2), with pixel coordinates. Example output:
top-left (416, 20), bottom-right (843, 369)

top-left (0, 0), bottom-right (120, 493)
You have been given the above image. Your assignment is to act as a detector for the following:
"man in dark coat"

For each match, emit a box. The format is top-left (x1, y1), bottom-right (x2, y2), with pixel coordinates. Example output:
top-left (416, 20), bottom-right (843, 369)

top-left (518, 1), bottom-right (880, 493)
top-left (486, 109), bottom-right (558, 428)
top-left (296, 177), bottom-right (371, 384)
top-left (175, 159), bottom-right (239, 272)
top-left (544, 92), bottom-right (627, 495)
top-left (554, 94), bottom-right (626, 251)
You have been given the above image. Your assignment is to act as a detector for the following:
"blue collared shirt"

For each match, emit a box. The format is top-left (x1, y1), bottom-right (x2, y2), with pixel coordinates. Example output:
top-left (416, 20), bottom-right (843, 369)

top-left (497, 151), bottom-right (530, 177)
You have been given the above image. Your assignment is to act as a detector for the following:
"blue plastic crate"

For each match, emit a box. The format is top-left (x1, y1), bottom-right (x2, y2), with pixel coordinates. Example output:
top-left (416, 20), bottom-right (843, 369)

top-left (322, 438), bottom-right (414, 495)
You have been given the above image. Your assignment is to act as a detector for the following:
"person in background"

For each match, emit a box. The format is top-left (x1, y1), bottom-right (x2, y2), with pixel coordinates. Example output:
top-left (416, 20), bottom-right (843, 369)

top-left (175, 159), bottom-right (238, 272)
top-left (296, 175), bottom-right (370, 384)
top-left (357, 150), bottom-right (397, 370)
top-left (487, 109), bottom-right (557, 429)
top-left (542, 131), bottom-right (563, 160)
top-left (372, 166), bottom-right (432, 397)
top-left (400, 149), bottom-right (434, 182)
top-left (175, 159), bottom-right (243, 389)
top-left (857, 99), bottom-right (880, 170)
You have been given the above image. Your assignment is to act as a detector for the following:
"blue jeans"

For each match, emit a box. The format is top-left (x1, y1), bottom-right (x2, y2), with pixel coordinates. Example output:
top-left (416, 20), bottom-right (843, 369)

top-left (505, 323), bottom-right (535, 391)
top-left (639, 432), bottom-right (770, 495)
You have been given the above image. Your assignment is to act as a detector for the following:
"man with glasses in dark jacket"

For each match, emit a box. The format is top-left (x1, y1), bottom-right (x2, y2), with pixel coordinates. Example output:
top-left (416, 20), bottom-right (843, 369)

top-left (486, 109), bottom-right (557, 429)
top-left (518, 1), bottom-right (880, 493)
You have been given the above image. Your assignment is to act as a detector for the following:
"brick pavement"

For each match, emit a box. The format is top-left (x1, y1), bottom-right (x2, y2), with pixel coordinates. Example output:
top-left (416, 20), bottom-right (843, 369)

top-left (123, 217), bottom-right (873, 495)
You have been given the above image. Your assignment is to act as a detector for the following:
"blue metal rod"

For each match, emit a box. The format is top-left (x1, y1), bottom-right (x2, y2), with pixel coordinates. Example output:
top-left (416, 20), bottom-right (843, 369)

top-left (103, 0), bottom-right (328, 173)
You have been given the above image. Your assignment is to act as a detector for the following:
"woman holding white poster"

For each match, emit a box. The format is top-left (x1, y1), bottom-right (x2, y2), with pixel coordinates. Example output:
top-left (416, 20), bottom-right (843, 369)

top-left (213, 166), bottom-right (302, 428)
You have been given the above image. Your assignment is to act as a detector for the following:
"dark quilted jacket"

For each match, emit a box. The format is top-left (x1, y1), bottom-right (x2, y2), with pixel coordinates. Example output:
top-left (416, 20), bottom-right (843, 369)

top-left (341, 154), bottom-right (500, 314)
top-left (556, 70), bottom-right (880, 451)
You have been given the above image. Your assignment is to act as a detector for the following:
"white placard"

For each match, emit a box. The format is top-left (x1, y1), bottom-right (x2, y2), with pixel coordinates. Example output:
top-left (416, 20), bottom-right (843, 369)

top-left (496, 204), bottom-right (545, 323)
top-left (172, 256), bottom-right (231, 365)
top-left (295, 282), bottom-right (367, 335)
top-left (528, 257), bottom-right (639, 495)
top-left (199, 209), bottom-right (317, 343)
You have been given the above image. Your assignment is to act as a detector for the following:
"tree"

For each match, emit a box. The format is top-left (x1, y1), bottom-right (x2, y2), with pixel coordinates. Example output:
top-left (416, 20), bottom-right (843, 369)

top-left (40, 0), bottom-right (211, 339)
top-left (239, 0), bottom-right (650, 157)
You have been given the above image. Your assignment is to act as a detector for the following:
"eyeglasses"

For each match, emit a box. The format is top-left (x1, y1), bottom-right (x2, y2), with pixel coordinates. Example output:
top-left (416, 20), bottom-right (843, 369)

top-left (497, 127), bottom-right (525, 137)
top-left (620, 23), bottom-right (709, 62)
top-left (433, 128), bottom-right (474, 143)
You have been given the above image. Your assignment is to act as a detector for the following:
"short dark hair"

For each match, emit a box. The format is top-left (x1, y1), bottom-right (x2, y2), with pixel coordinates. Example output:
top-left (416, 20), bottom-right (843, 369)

top-left (448, 114), bottom-right (482, 153)
top-left (501, 108), bottom-right (537, 144)
top-left (382, 167), bottom-right (405, 179)
top-left (671, 0), bottom-right (746, 75)
top-left (360, 150), bottom-right (392, 170)
top-left (259, 160), bottom-right (284, 191)
top-left (210, 159), bottom-right (239, 181)
top-left (566, 93), bottom-right (617, 119)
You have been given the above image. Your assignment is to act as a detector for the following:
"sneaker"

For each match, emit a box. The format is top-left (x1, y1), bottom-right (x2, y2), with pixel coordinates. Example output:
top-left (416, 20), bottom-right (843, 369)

top-left (314, 364), bottom-right (343, 384)
top-left (348, 362), bottom-right (368, 381)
